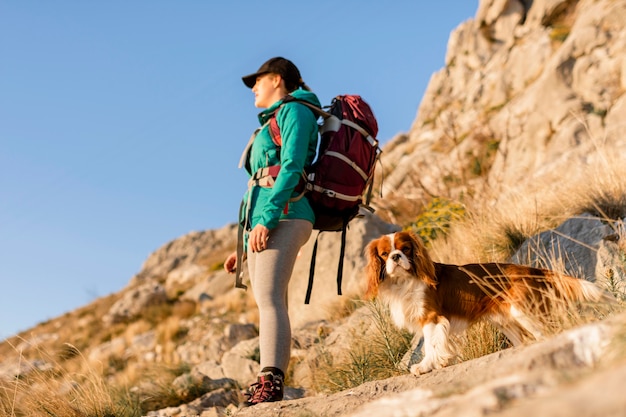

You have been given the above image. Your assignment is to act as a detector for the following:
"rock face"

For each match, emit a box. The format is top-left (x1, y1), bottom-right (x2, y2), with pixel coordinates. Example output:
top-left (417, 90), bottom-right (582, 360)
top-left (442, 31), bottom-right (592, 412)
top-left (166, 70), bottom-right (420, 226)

top-left (381, 0), bottom-right (626, 219)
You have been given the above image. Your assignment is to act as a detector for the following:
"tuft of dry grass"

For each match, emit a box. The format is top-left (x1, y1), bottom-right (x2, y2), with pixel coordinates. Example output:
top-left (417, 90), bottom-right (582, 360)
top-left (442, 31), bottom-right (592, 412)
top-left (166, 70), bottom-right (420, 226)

top-left (309, 301), bottom-right (412, 394)
top-left (454, 321), bottom-right (512, 363)
top-left (119, 362), bottom-right (197, 413)
top-left (322, 296), bottom-right (362, 324)
top-left (206, 286), bottom-right (260, 325)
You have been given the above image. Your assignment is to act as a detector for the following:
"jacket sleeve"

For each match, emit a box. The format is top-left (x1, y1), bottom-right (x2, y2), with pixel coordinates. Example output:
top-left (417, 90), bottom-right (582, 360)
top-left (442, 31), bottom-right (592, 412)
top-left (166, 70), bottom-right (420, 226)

top-left (258, 102), bottom-right (317, 229)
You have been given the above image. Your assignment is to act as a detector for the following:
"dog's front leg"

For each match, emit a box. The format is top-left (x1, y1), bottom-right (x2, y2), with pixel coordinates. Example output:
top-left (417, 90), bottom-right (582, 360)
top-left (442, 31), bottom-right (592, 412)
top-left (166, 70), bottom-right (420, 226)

top-left (400, 332), bottom-right (424, 371)
top-left (410, 318), bottom-right (454, 375)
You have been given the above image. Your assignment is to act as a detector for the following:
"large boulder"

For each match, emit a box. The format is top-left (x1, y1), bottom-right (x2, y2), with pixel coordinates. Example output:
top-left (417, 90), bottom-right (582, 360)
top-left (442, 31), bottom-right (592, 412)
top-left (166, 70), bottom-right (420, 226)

top-left (511, 213), bottom-right (613, 280)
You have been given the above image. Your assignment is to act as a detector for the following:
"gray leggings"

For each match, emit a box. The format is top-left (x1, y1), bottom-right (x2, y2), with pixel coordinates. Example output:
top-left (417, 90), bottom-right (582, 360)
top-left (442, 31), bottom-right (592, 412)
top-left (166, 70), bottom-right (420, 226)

top-left (247, 219), bottom-right (313, 373)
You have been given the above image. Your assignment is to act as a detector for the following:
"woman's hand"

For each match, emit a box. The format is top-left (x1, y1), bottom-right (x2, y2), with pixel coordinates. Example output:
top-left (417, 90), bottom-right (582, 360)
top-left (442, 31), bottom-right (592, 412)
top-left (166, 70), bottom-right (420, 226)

top-left (224, 224), bottom-right (269, 274)
top-left (224, 251), bottom-right (237, 274)
top-left (249, 224), bottom-right (270, 252)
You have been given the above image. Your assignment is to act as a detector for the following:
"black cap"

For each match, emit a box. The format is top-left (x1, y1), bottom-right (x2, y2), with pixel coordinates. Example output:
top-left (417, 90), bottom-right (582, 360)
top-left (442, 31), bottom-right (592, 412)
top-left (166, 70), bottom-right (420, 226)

top-left (242, 57), bottom-right (303, 89)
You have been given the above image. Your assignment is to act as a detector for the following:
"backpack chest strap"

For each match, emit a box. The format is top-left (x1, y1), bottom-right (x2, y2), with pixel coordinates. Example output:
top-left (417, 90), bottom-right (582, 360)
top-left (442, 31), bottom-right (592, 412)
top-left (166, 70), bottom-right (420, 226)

top-left (248, 165), bottom-right (281, 188)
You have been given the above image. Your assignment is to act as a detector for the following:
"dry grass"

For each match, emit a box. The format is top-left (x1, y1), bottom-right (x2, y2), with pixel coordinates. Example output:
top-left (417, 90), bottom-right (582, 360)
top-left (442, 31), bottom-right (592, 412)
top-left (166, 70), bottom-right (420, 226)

top-left (0, 291), bottom-right (236, 416)
top-left (451, 259), bottom-right (620, 362)
top-left (0, 343), bottom-right (142, 417)
top-left (454, 321), bottom-right (512, 362)
top-left (320, 296), bottom-right (362, 324)
top-left (427, 144), bottom-right (626, 263)
top-left (309, 301), bottom-right (412, 394)
top-left (205, 286), bottom-right (260, 325)
top-left (433, 150), bottom-right (626, 363)
top-left (0, 340), bottom-right (221, 417)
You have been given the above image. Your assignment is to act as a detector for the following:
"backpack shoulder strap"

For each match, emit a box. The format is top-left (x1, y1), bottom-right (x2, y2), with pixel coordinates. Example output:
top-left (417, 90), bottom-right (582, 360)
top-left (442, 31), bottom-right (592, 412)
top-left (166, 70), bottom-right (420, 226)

top-left (283, 95), bottom-right (331, 119)
top-left (269, 116), bottom-right (282, 147)
top-left (269, 96), bottom-right (329, 148)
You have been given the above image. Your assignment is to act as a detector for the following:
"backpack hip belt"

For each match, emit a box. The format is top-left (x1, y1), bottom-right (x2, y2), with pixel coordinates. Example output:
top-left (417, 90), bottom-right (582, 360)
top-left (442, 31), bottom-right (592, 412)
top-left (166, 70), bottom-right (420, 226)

top-left (243, 165), bottom-right (290, 231)
top-left (234, 164), bottom-right (286, 291)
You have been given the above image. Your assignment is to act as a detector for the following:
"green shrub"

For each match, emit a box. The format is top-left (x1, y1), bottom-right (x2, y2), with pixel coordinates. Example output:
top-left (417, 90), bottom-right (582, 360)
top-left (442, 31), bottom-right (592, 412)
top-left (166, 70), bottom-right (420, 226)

top-left (549, 24), bottom-right (570, 42)
top-left (407, 197), bottom-right (466, 244)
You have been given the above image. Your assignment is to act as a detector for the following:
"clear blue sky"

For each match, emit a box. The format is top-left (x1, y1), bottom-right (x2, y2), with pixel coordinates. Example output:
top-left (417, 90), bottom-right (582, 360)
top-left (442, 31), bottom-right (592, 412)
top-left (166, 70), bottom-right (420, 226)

top-left (0, 1), bottom-right (477, 339)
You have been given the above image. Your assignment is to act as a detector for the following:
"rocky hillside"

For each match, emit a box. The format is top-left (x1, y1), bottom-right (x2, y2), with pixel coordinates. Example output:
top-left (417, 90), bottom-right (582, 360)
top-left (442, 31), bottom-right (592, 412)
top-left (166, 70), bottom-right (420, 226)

top-left (379, 0), bottom-right (626, 224)
top-left (2, 0), bottom-right (626, 416)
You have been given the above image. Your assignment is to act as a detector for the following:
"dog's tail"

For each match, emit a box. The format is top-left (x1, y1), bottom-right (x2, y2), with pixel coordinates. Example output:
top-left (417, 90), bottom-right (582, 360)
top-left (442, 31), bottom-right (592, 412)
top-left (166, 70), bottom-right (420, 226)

top-left (558, 275), bottom-right (617, 305)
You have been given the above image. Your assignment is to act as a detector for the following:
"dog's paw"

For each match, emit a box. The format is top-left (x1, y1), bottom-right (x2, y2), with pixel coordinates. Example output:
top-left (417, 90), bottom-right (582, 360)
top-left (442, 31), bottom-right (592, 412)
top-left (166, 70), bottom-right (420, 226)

top-left (410, 362), bottom-right (433, 375)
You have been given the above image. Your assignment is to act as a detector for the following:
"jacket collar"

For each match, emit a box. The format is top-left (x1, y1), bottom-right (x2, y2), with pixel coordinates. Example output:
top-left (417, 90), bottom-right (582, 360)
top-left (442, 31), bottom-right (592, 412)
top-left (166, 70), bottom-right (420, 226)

top-left (257, 89), bottom-right (321, 124)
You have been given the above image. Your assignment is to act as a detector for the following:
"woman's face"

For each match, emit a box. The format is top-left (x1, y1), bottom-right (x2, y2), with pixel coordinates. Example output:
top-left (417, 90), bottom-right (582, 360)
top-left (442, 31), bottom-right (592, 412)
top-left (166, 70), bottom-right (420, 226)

top-left (252, 73), bottom-right (283, 108)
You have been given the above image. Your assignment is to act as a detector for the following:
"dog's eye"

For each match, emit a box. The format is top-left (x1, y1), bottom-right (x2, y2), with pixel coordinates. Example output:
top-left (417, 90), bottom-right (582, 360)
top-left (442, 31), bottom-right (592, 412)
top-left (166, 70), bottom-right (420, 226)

top-left (401, 247), bottom-right (411, 255)
top-left (379, 251), bottom-right (388, 258)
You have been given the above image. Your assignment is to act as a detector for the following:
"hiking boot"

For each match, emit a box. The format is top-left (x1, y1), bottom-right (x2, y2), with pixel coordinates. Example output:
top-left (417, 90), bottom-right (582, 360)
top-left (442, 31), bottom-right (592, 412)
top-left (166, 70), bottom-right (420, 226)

top-left (243, 371), bottom-right (284, 406)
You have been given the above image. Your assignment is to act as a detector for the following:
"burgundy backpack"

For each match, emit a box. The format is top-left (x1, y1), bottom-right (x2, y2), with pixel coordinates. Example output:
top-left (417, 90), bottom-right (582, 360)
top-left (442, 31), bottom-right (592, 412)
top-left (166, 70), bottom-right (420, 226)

top-left (269, 95), bottom-right (382, 303)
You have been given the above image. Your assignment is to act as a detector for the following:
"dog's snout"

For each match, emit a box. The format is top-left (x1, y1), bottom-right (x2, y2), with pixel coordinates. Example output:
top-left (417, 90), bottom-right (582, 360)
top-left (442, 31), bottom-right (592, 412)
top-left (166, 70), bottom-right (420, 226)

top-left (391, 253), bottom-right (401, 262)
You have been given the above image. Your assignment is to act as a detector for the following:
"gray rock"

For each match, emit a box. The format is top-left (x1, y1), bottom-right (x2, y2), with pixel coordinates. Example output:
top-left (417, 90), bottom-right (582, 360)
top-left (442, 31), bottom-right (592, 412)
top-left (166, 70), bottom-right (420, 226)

top-left (511, 213), bottom-right (612, 280)
top-left (103, 282), bottom-right (168, 324)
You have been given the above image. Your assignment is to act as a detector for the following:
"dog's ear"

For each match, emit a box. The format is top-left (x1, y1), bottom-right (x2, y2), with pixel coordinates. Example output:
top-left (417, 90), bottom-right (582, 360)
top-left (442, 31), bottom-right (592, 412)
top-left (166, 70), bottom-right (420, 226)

top-left (409, 232), bottom-right (438, 288)
top-left (364, 239), bottom-right (382, 299)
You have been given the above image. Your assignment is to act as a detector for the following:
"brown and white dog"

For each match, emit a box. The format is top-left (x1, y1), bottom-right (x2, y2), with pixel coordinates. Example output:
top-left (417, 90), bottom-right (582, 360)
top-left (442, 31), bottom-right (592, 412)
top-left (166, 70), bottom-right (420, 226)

top-left (365, 231), bottom-right (613, 375)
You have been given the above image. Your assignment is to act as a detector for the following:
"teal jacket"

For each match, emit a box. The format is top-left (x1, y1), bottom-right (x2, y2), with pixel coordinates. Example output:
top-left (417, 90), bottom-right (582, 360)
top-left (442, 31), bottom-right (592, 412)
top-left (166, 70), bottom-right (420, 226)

top-left (241, 89), bottom-right (321, 231)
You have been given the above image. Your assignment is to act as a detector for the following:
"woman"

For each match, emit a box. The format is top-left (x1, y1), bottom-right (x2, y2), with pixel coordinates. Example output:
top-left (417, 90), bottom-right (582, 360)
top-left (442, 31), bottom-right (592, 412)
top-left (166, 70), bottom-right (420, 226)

top-left (224, 57), bottom-right (320, 406)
